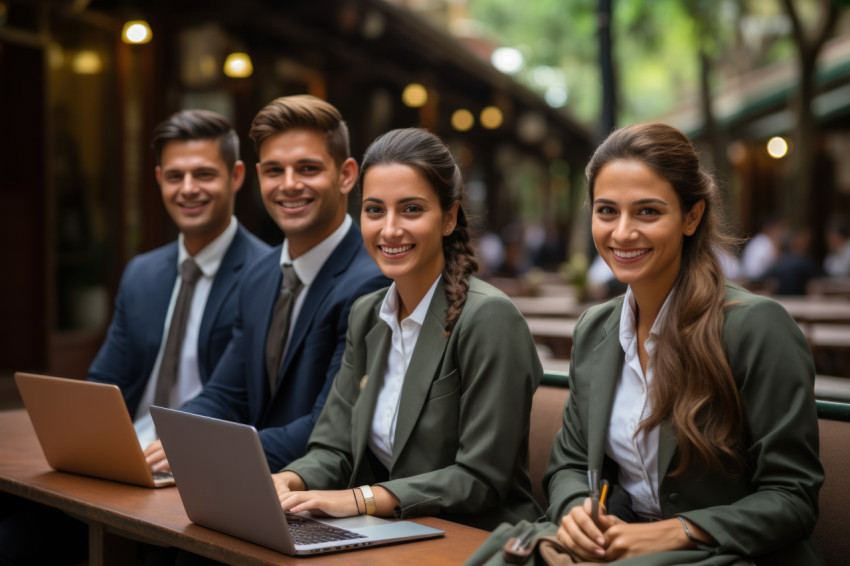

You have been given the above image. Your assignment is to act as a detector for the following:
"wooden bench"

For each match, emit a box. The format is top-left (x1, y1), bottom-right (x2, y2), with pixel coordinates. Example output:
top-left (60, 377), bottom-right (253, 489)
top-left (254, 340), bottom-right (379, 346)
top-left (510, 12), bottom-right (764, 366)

top-left (529, 372), bottom-right (571, 508)
top-left (813, 400), bottom-right (850, 566)
top-left (530, 372), bottom-right (850, 565)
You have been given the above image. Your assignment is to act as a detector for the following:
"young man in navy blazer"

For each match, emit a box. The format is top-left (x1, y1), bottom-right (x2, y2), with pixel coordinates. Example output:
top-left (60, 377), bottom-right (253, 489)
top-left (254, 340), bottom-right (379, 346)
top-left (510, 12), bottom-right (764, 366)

top-left (88, 109), bottom-right (269, 446)
top-left (145, 95), bottom-right (388, 472)
top-left (0, 110), bottom-right (269, 566)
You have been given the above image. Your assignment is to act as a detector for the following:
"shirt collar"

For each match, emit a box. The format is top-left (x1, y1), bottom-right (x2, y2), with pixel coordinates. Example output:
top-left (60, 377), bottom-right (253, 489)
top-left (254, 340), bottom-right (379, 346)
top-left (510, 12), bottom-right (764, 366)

top-left (279, 214), bottom-right (352, 287)
top-left (619, 285), bottom-right (675, 354)
top-left (177, 216), bottom-right (238, 278)
top-left (379, 275), bottom-right (442, 330)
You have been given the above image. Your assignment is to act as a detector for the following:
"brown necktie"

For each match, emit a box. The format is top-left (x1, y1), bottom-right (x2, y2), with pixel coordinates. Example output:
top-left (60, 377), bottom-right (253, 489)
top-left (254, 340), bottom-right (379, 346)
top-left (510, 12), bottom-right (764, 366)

top-left (265, 264), bottom-right (303, 391)
top-left (154, 259), bottom-right (203, 407)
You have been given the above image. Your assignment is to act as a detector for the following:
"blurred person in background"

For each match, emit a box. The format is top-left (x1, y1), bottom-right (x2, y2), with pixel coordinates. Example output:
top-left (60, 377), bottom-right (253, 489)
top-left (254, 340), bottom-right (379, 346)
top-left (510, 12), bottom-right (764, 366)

top-left (760, 226), bottom-right (824, 295)
top-left (824, 216), bottom-right (850, 277)
top-left (740, 213), bottom-right (787, 282)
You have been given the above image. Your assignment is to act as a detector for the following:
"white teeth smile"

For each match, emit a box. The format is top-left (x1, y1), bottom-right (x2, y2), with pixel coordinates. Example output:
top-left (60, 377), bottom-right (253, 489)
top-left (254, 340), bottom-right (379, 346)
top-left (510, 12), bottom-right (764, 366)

top-left (281, 200), bottom-right (308, 208)
top-left (613, 248), bottom-right (648, 259)
top-left (381, 245), bottom-right (412, 254)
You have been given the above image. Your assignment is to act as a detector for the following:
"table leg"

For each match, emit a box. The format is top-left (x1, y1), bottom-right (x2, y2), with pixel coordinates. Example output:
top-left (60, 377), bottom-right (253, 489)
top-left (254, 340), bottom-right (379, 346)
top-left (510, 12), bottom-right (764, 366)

top-left (88, 522), bottom-right (137, 566)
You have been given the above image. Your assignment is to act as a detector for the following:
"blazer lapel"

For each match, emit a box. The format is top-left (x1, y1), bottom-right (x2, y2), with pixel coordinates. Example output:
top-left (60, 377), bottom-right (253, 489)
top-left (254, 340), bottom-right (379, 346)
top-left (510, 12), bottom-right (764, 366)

top-left (148, 245), bottom-right (179, 361)
top-left (256, 250), bottom-right (284, 402)
top-left (587, 300), bottom-right (679, 480)
top-left (197, 226), bottom-right (248, 378)
top-left (390, 286), bottom-right (450, 468)
top-left (587, 303), bottom-right (625, 470)
top-left (351, 317), bottom-right (392, 477)
top-left (278, 225), bottom-right (360, 381)
top-left (657, 421), bottom-right (678, 480)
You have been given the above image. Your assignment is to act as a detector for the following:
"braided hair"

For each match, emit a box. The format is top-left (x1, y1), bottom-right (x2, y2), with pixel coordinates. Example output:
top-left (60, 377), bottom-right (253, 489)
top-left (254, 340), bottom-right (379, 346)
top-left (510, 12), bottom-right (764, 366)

top-left (360, 128), bottom-right (478, 336)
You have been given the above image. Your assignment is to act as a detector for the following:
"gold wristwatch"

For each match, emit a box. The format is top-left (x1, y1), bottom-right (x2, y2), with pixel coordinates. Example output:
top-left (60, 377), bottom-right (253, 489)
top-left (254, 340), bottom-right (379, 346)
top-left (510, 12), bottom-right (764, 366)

top-left (358, 485), bottom-right (376, 515)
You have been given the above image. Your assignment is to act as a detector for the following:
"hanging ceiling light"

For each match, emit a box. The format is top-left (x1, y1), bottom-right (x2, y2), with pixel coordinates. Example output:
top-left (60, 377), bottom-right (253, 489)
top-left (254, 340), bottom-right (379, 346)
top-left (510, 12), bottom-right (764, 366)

top-left (451, 109), bottom-right (474, 132)
top-left (480, 106), bottom-right (503, 130)
top-left (402, 83), bottom-right (428, 108)
top-left (122, 20), bottom-right (153, 45)
top-left (223, 52), bottom-right (253, 78)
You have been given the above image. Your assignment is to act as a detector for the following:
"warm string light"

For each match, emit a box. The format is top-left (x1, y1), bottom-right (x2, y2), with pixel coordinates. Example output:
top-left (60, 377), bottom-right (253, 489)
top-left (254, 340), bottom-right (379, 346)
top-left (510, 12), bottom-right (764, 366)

top-left (480, 106), bottom-right (503, 130)
top-left (223, 52), bottom-right (253, 78)
top-left (402, 83), bottom-right (428, 108)
top-left (122, 20), bottom-right (152, 45)
top-left (767, 136), bottom-right (788, 159)
top-left (451, 109), bottom-right (474, 132)
top-left (72, 50), bottom-right (103, 74)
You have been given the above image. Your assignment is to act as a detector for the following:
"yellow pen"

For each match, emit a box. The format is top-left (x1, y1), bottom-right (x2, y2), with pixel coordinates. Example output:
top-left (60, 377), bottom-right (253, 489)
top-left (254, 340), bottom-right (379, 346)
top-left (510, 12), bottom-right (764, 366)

top-left (599, 480), bottom-right (609, 510)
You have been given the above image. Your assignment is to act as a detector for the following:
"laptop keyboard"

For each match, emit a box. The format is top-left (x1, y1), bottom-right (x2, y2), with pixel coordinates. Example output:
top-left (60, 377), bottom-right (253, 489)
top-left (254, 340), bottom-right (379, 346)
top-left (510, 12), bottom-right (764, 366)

top-left (286, 515), bottom-right (367, 545)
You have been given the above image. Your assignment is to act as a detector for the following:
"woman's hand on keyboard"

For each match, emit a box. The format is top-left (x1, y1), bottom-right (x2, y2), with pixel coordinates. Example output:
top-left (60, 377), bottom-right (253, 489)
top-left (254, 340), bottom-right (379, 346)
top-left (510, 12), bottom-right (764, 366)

top-left (273, 471), bottom-right (306, 500)
top-left (144, 440), bottom-right (171, 473)
top-left (279, 489), bottom-right (359, 518)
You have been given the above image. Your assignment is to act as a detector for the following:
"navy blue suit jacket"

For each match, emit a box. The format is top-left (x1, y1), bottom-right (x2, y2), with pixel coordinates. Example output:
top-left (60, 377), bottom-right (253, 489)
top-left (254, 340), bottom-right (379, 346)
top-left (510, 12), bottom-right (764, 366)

top-left (180, 222), bottom-right (389, 470)
top-left (88, 223), bottom-right (270, 416)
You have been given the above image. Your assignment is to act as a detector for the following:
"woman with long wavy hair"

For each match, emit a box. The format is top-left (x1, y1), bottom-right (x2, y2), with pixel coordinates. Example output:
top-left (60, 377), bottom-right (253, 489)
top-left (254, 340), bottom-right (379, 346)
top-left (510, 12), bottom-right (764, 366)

top-left (542, 122), bottom-right (823, 564)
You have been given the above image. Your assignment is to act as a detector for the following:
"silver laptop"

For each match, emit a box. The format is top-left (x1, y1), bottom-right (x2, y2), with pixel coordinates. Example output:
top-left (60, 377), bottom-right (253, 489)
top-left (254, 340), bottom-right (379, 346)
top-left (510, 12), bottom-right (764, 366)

top-left (14, 372), bottom-right (175, 488)
top-left (150, 405), bottom-right (444, 555)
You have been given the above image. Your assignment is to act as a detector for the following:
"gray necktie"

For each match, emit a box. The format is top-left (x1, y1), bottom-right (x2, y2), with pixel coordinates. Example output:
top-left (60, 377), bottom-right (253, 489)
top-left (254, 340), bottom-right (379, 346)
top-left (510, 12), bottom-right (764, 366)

top-left (265, 264), bottom-right (303, 391)
top-left (155, 259), bottom-right (203, 407)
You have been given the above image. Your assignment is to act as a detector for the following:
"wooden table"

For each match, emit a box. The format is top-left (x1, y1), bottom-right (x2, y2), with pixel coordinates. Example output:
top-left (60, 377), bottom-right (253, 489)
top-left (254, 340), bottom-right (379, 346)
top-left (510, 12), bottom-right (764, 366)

top-left (775, 297), bottom-right (850, 325)
top-left (524, 317), bottom-right (578, 359)
top-left (803, 324), bottom-right (850, 378)
top-left (805, 324), bottom-right (850, 349)
top-left (0, 410), bottom-right (489, 566)
top-left (807, 277), bottom-right (850, 297)
top-left (511, 296), bottom-right (594, 319)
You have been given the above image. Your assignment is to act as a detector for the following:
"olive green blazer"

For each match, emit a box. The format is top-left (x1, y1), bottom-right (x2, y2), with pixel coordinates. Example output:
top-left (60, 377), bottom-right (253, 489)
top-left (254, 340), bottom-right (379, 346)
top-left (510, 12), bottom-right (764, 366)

top-left (543, 283), bottom-right (824, 565)
top-left (284, 277), bottom-right (543, 530)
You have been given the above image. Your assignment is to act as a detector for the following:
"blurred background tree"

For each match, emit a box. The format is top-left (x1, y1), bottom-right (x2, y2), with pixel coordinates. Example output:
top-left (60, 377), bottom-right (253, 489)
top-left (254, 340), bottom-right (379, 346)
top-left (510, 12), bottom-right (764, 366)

top-left (467, 1), bottom-right (839, 128)
top-left (466, 0), bottom-right (850, 243)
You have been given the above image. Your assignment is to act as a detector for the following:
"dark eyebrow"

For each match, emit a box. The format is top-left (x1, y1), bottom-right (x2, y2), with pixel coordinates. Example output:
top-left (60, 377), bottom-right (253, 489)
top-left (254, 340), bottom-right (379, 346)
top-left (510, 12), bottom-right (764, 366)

top-left (163, 166), bottom-right (217, 175)
top-left (362, 196), bottom-right (428, 205)
top-left (258, 157), bottom-right (324, 168)
top-left (592, 198), bottom-right (669, 206)
top-left (633, 198), bottom-right (669, 207)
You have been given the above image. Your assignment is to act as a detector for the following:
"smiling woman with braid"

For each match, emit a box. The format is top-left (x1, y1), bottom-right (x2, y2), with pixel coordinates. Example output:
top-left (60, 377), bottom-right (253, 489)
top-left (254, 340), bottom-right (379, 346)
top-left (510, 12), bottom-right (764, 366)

top-left (271, 127), bottom-right (543, 529)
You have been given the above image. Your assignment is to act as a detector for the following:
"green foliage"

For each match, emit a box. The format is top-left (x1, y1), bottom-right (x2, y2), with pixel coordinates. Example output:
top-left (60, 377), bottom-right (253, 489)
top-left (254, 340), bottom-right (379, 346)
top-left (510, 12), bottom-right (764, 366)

top-left (466, 0), bottom-right (822, 127)
top-left (467, 0), bottom-right (708, 125)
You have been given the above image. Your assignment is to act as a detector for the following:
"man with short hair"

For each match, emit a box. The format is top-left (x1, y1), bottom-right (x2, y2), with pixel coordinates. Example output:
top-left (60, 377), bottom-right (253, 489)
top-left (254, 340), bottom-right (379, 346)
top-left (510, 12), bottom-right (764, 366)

top-left (145, 95), bottom-right (388, 472)
top-left (0, 109), bottom-right (269, 566)
top-left (88, 109), bottom-right (269, 446)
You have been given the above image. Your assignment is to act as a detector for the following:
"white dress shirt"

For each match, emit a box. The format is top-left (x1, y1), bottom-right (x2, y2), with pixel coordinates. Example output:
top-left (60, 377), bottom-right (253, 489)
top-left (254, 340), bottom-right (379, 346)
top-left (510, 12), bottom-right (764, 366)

top-left (368, 276), bottom-right (442, 469)
top-left (740, 233), bottom-right (777, 280)
top-left (605, 285), bottom-right (674, 519)
top-left (135, 216), bottom-right (238, 448)
top-left (825, 240), bottom-right (850, 277)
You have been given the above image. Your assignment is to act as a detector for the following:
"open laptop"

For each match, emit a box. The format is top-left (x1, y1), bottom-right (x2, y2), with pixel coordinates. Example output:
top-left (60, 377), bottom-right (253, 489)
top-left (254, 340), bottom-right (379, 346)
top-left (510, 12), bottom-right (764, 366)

top-left (14, 372), bottom-right (175, 488)
top-left (150, 405), bottom-right (444, 556)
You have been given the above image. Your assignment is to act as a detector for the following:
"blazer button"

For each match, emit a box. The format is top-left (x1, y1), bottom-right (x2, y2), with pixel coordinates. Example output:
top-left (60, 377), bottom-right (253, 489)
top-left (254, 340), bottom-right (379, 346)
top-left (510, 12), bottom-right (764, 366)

top-left (667, 492), bottom-right (680, 503)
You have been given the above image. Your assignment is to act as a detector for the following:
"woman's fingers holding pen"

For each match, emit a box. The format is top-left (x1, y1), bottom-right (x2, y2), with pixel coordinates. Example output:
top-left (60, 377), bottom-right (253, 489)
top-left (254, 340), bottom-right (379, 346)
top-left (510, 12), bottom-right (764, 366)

top-left (555, 498), bottom-right (607, 561)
